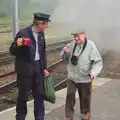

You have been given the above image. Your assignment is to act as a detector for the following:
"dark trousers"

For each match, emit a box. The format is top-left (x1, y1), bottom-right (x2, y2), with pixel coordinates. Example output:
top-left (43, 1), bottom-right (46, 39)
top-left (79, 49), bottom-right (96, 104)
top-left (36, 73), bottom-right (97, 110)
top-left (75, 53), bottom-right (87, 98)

top-left (16, 61), bottom-right (44, 120)
top-left (65, 80), bottom-right (91, 118)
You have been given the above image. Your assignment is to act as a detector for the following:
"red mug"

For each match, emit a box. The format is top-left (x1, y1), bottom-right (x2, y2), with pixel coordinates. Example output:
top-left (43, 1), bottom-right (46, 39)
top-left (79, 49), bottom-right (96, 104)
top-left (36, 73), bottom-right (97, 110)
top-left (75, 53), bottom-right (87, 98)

top-left (23, 37), bottom-right (30, 46)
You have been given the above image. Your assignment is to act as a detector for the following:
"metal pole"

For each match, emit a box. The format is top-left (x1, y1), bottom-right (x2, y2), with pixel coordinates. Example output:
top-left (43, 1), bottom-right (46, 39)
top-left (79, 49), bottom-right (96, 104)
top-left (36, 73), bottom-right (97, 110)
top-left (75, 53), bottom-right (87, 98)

top-left (12, 0), bottom-right (18, 39)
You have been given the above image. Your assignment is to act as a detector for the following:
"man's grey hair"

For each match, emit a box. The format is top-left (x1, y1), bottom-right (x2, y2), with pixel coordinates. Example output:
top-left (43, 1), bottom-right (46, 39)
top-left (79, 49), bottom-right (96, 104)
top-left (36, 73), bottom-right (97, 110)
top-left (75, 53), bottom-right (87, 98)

top-left (33, 20), bottom-right (46, 25)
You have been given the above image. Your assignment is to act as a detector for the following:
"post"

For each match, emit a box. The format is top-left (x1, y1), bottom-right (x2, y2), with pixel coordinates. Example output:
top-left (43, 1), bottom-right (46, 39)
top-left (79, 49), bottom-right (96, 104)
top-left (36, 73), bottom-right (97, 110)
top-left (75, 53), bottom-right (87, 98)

top-left (89, 80), bottom-right (93, 120)
top-left (12, 0), bottom-right (18, 39)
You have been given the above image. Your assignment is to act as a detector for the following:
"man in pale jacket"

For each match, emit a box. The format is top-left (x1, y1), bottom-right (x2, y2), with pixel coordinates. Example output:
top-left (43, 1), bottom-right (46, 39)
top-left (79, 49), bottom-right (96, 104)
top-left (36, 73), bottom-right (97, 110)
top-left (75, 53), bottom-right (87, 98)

top-left (61, 31), bottom-right (103, 120)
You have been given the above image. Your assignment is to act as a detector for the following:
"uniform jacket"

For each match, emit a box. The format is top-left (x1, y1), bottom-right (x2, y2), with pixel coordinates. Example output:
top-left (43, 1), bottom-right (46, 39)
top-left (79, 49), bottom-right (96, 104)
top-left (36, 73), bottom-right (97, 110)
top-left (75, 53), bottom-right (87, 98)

top-left (61, 40), bottom-right (103, 83)
top-left (9, 25), bottom-right (47, 76)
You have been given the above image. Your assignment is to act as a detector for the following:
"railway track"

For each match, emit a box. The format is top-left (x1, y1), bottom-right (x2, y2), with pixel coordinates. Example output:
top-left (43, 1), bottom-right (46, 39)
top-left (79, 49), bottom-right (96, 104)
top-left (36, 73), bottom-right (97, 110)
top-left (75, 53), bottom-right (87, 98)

top-left (0, 30), bottom-right (12, 34)
top-left (0, 23), bottom-right (31, 34)
top-left (0, 59), bottom-right (65, 111)
top-left (0, 51), bottom-right (14, 66)
top-left (0, 35), bottom-right (109, 111)
top-left (0, 49), bottom-right (109, 111)
top-left (0, 38), bottom-right (72, 66)
top-left (0, 38), bottom-right (73, 87)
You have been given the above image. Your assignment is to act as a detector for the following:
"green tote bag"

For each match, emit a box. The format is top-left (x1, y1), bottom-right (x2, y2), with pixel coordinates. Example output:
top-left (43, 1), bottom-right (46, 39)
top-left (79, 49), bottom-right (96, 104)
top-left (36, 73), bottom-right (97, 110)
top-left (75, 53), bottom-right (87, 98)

top-left (44, 76), bottom-right (56, 103)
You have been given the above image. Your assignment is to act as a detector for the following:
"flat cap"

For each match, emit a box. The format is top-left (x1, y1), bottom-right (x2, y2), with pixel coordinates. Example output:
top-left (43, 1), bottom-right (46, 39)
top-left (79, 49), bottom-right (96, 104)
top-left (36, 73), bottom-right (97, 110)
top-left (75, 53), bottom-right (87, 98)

top-left (71, 30), bottom-right (85, 36)
top-left (34, 12), bottom-right (51, 22)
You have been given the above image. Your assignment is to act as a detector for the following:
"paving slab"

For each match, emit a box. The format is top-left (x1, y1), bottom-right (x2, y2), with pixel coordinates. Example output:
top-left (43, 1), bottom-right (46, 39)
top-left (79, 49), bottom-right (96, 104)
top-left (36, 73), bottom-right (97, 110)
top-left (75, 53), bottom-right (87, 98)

top-left (45, 79), bottom-right (120, 120)
top-left (0, 77), bottom-right (112, 120)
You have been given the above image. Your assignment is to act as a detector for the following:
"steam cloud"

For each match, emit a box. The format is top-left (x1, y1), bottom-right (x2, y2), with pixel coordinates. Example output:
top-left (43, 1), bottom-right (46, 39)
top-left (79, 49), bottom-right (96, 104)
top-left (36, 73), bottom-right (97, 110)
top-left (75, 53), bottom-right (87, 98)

top-left (50, 0), bottom-right (120, 52)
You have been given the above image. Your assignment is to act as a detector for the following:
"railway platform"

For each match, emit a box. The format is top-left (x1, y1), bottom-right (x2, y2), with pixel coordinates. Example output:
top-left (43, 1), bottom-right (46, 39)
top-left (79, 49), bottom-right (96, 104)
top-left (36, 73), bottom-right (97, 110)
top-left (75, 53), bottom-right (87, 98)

top-left (0, 77), bottom-right (119, 120)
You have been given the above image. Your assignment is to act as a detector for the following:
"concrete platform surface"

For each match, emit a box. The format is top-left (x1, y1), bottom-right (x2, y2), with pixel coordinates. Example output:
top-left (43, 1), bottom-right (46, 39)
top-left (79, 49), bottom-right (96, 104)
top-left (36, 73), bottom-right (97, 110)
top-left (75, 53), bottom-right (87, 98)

top-left (45, 79), bottom-right (120, 120)
top-left (0, 77), bottom-right (113, 120)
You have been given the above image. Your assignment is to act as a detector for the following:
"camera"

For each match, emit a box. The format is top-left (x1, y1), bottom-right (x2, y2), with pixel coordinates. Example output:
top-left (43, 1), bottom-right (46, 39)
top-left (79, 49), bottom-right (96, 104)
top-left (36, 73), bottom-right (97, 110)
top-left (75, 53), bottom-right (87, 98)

top-left (71, 55), bottom-right (79, 65)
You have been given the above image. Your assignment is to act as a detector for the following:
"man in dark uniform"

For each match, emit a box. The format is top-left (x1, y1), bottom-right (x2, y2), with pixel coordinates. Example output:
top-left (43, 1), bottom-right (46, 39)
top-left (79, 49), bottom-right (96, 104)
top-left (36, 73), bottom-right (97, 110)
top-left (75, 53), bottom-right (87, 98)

top-left (9, 12), bottom-right (50, 120)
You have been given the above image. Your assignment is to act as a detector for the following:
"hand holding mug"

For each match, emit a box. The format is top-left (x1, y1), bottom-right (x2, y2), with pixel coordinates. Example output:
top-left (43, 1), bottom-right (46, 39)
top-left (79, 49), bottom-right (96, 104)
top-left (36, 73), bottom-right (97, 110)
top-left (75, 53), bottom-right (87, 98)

top-left (17, 38), bottom-right (23, 47)
top-left (17, 37), bottom-right (30, 47)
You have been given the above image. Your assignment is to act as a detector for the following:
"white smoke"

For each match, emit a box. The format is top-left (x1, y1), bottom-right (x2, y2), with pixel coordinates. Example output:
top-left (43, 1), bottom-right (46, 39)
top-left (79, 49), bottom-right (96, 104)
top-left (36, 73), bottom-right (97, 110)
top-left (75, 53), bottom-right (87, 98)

top-left (51, 0), bottom-right (120, 51)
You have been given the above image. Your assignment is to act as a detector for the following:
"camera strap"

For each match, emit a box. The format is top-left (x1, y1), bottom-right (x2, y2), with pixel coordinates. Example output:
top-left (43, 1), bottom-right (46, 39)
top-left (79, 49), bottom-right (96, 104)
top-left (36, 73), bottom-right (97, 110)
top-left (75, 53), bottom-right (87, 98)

top-left (72, 38), bottom-right (87, 57)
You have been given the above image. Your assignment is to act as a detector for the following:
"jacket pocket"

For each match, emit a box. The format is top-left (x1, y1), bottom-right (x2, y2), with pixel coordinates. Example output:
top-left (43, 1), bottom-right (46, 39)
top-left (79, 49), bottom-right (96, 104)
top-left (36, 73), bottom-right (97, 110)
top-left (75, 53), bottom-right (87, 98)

top-left (77, 61), bottom-right (91, 76)
top-left (15, 59), bottom-right (33, 77)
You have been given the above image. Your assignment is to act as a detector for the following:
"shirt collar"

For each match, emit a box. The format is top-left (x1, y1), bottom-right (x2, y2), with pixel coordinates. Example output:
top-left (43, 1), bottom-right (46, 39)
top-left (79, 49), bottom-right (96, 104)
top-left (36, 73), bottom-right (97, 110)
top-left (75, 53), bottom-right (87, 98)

top-left (32, 26), bottom-right (41, 35)
top-left (32, 27), bottom-right (38, 34)
top-left (76, 42), bottom-right (84, 48)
